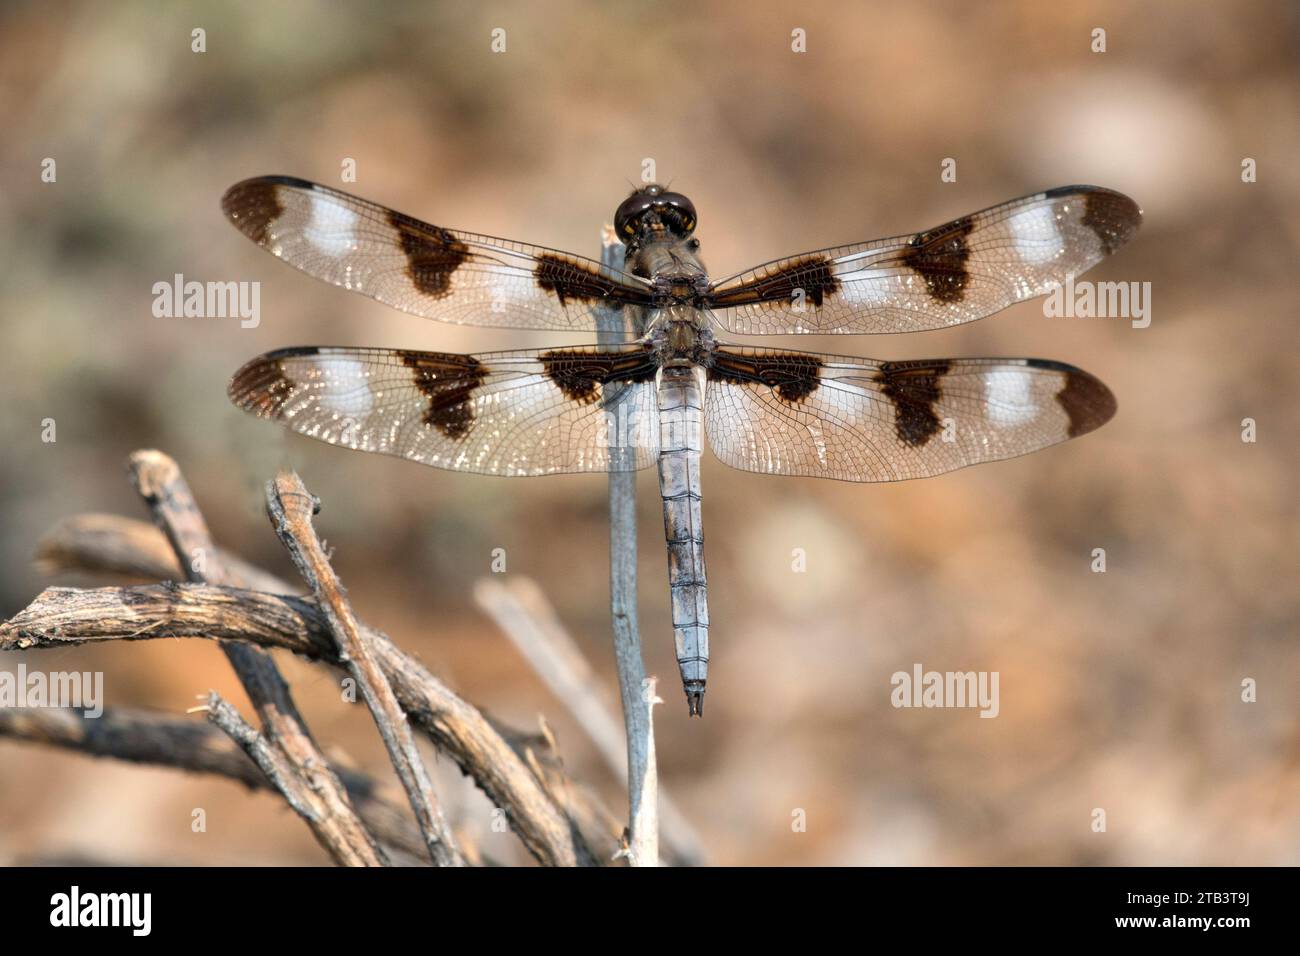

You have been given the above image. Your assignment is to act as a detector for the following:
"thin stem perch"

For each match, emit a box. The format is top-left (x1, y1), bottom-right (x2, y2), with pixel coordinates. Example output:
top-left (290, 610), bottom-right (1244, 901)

top-left (597, 227), bottom-right (659, 866)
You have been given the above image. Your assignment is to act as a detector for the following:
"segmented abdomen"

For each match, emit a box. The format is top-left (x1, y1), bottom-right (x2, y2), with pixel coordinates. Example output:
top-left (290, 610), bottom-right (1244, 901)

top-left (657, 365), bottom-right (709, 714)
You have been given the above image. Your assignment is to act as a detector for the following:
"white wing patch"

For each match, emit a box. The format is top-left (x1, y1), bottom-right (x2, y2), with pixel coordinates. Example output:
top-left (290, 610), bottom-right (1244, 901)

top-left (1005, 197), bottom-right (1063, 266)
top-left (304, 190), bottom-right (360, 257)
top-left (303, 356), bottom-right (375, 419)
top-left (982, 368), bottom-right (1035, 426)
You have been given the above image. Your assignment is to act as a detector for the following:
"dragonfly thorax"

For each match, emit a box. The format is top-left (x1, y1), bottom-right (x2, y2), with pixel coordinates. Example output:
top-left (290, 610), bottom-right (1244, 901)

top-left (649, 271), bottom-right (710, 306)
top-left (646, 313), bottom-right (715, 365)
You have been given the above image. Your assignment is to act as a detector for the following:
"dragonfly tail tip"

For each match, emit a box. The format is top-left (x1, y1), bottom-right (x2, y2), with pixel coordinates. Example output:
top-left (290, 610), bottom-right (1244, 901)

top-left (685, 686), bottom-right (705, 717)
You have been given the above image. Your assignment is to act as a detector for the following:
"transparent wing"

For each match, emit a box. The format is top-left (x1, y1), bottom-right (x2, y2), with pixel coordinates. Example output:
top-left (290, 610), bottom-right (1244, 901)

top-left (705, 186), bottom-right (1141, 334)
top-left (222, 176), bottom-right (654, 335)
top-left (704, 346), bottom-right (1115, 481)
top-left (229, 344), bottom-right (662, 476)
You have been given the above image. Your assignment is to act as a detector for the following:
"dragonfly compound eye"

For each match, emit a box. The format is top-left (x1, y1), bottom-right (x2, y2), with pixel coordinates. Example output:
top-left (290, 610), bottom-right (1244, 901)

top-left (614, 188), bottom-right (697, 238)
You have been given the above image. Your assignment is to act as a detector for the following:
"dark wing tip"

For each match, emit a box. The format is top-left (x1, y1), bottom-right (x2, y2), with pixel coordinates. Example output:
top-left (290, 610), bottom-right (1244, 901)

top-left (222, 174), bottom-right (315, 202)
top-left (228, 348), bottom-right (317, 417)
top-left (1083, 187), bottom-right (1142, 255)
top-left (1046, 185), bottom-right (1143, 255)
top-left (1027, 359), bottom-right (1117, 438)
top-left (221, 176), bottom-right (318, 245)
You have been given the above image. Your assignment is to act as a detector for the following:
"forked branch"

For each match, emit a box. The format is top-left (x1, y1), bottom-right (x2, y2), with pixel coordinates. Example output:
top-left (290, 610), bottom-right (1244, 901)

top-left (5, 452), bottom-right (626, 866)
top-left (2, 582), bottom-right (596, 865)
top-left (127, 450), bottom-right (385, 866)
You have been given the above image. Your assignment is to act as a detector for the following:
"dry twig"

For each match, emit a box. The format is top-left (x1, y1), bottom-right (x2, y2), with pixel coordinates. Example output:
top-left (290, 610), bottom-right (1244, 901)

top-left (196, 690), bottom-right (390, 863)
top-left (2, 580), bottom-right (596, 866)
top-left (126, 450), bottom-right (385, 866)
top-left (36, 513), bottom-right (612, 863)
top-left (0, 705), bottom-right (426, 861)
top-left (12, 456), bottom-right (619, 865)
top-left (37, 512), bottom-right (285, 592)
top-left (265, 471), bottom-right (463, 867)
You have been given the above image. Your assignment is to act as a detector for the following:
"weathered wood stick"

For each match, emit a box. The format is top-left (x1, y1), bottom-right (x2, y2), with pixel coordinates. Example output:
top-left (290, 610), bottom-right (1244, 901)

top-left (2, 581), bottom-right (597, 867)
top-left (126, 450), bottom-right (385, 866)
top-left (0, 705), bottom-right (427, 862)
top-left (266, 471), bottom-right (464, 867)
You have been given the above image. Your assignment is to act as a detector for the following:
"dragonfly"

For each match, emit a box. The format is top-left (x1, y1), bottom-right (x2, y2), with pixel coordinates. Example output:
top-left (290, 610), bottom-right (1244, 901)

top-left (223, 175), bottom-right (1141, 717)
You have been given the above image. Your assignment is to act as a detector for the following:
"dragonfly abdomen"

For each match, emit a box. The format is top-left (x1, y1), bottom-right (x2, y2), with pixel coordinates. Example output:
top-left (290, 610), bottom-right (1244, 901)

top-left (657, 365), bottom-right (709, 717)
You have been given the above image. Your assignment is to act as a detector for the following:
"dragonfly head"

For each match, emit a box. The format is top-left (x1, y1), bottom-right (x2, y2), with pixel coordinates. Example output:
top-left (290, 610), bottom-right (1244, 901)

top-left (615, 184), bottom-right (697, 243)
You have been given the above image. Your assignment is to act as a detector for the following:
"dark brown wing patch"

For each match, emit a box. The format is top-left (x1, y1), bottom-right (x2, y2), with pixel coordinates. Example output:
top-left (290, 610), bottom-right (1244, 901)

top-left (707, 351), bottom-right (824, 403)
top-left (706, 255), bottom-right (840, 308)
top-left (228, 348), bottom-right (308, 415)
top-left (1076, 188), bottom-right (1142, 256)
top-left (399, 350), bottom-right (487, 438)
top-left (534, 253), bottom-right (654, 309)
top-left (1026, 359), bottom-right (1117, 437)
top-left (387, 211), bottom-right (471, 300)
top-left (900, 218), bottom-right (974, 304)
top-left (221, 178), bottom-right (288, 247)
top-left (540, 348), bottom-right (659, 404)
top-left (874, 360), bottom-right (951, 446)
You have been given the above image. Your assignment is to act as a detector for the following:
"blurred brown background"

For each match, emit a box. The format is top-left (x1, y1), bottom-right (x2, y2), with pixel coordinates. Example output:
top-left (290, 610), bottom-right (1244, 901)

top-left (0, 0), bottom-right (1296, 865)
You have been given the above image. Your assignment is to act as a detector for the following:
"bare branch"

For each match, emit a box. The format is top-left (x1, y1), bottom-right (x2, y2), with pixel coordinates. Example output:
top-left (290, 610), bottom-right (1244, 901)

top-left (27, 501), bottom-right (602, 866)
top-left (0, 706), bottom-right (426, 861)
top-left (2, 582), bottom-right (597, 867)
top-left (197, 692), bottom-right (382, 864)
top-left (474, 576), bottom-right (706, 865)
top-left (3, 583), bottom-right (329, 652)
top-left (36, 513), bottom-right (284, 592)
top-left (265, 471), bottom-right (464, 867)
top-left (125, 449), bottom-right (386, 866)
